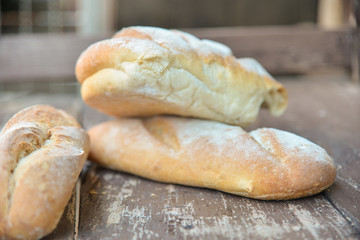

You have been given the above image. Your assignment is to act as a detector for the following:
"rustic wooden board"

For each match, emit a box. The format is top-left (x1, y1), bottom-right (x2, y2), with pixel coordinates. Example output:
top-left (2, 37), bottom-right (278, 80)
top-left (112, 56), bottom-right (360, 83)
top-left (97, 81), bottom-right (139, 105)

top-left (0, 34), bottom-right (108, 82)
top-left (0, 82), bottom-right (83, 126)
top-left (0, 26), bottom-right (353, 82)
top-left (187, 26), bottom-right (353, 74)
top-left (78, 165), bottom-right (356, 240)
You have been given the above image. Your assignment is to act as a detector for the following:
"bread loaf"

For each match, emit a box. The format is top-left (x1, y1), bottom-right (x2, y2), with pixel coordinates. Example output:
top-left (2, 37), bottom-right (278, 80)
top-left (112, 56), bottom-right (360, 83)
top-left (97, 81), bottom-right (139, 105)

top-left (0, 105), bottom-right (90, 240)
top-left (76, 26), bottom-right (287, 127)
top-left (88, 116), bottom-right (336, 200)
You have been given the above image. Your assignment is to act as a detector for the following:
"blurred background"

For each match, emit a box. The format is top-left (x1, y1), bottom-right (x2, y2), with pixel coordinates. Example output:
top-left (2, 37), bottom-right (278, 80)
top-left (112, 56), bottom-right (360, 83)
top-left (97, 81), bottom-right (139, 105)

top-left (0, 0), bottom-right (353, 35)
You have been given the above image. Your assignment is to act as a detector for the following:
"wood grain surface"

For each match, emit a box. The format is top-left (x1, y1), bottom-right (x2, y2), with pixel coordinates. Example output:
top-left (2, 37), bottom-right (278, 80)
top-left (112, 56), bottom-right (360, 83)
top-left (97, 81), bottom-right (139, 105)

top-left (1, 74), bottom-right (359, 239)
top-left (78, 167), bottom-right (354, 240)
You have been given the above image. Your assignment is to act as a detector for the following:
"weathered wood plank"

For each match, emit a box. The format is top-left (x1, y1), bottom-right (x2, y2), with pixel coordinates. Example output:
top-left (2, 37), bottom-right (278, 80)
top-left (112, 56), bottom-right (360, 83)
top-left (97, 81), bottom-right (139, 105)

top-left (0, 34), bottom-right (108, 82)
top-left (0, 82), bottom-right (83, 126)
top-left (78, 165), bottom-right (357, 239)
top-left (0, 26), bottom-right (353, 82)
top-left (186, 26), bottom-right (353, 74)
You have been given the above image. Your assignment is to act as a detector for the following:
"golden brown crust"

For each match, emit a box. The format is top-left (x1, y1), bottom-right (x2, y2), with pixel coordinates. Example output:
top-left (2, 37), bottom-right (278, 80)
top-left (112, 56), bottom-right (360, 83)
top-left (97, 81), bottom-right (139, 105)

top-left (1, 105), bottom-right (80, 132)
top-left (76, 26), bottom-right (287, 126)
top-left (0, 105), bottom-right (89, 240)
top-left (88, 117), bottom-right (336, 200)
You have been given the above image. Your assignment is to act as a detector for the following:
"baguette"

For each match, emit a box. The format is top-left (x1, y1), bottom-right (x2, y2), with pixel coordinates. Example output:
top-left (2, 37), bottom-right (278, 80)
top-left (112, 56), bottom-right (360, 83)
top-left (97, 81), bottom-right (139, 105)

top-left (88, 116), bottom-right (336, 200)
top-left (0, 105), bottom-right (90, 240)
top-left (76, 26), bottom-right (287, 127)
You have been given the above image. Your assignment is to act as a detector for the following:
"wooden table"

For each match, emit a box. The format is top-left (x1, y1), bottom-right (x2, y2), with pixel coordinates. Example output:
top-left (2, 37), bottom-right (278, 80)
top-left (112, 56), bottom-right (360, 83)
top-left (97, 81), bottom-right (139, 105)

top-left (1, 72), bottom-right (359, 239)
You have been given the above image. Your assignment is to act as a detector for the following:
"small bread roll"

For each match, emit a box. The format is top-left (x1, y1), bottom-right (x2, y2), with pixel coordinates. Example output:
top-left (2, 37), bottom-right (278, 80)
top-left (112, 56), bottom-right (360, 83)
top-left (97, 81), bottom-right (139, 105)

top-left (88, 117), bottom-right (336, 200)
top-left (0, 105), bottom-right (90, 240)
top-left (76, 26), bottom-right (287, 127)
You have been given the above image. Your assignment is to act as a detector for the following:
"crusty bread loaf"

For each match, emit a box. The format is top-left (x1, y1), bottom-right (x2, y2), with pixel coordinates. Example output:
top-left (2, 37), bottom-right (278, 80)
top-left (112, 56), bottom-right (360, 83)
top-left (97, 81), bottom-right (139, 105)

top-left (76, 26), bottom-right (287, 127)
top-left (88, 116), bottom-right (336, 200)
top-left (0, 105), bottom-right (90, 240)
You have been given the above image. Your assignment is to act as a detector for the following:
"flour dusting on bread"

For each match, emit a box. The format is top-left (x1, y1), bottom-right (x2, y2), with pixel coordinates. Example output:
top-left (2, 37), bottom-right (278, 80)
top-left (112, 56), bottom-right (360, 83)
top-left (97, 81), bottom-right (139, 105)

top-left (249, 128), bottom-right (333, 164)
top-left (76, 26), bottom-right (288, 127)
top-left (0, 105), bottom-right (89, 240)
top-left (88, 117), bottom-right (336, 200)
